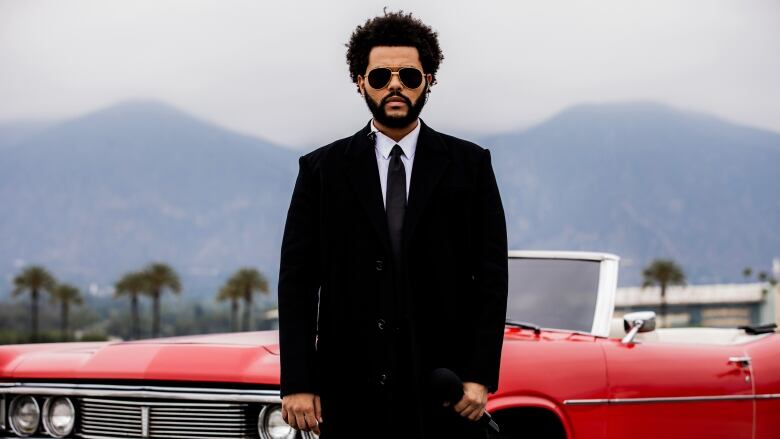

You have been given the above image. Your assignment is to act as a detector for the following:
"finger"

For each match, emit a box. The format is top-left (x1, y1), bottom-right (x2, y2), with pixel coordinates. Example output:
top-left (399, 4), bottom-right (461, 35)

top-left (285, 411), bottom-right (296, 430)
top-left (455, 396), bottom-right (476, 414)
top-left (458, 403), bottom-right (476, 418)
top-left (288, 409), bottom-right (300, 430)
top-left (294, 412), bottom-right (309, 431)
top-left (453, 396), bottom-right (469, 412)
top-left (314, 395), bottom-right (323, 423)
top-left (313, 423), bottom-right (321, 436)
top-left (304, 411), bottom-right (318, 431)
top-left (468, 407), bottom-right (484, 421)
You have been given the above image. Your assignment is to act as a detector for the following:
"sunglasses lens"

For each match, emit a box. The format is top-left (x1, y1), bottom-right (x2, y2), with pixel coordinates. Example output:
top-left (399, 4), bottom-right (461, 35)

top-left (399, 68), bottom-right (423, 88)
top-left (367, 68), bottom-right (391, 89)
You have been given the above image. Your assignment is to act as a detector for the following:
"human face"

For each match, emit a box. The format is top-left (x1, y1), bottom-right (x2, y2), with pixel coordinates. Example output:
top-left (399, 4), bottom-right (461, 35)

top-left (357, 46), bottom-right (433, 128)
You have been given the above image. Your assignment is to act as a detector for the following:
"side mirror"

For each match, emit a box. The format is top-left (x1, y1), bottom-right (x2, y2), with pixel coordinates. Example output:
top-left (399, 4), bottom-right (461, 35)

top-left (621, 311), bottom-right (657, 344)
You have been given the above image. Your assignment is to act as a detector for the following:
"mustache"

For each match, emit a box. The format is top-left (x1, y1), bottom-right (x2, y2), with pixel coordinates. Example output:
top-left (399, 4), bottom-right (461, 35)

top-left (381, 92), bottom-right (412, 107)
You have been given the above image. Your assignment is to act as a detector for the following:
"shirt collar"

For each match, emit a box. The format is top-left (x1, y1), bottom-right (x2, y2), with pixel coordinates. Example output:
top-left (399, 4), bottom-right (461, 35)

top-left (372, 119), bottom-right (420, 160)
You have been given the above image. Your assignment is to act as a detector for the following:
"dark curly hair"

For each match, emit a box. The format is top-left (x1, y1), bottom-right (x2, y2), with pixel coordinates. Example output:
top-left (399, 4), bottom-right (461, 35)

top-left (346, 10), bottom-right (444, 93)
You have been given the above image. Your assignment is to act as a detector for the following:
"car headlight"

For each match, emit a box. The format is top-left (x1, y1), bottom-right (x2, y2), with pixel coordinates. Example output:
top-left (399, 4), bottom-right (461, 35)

top-left (258, 404), bottom-right (297, 439)
top-left (9, 395), bottom-right (40, 436)
top-left (42, 397), bottom-right (76, 437)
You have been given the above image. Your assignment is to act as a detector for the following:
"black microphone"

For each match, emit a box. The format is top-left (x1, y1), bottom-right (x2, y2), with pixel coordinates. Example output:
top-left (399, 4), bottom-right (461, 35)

top-left (367, 129), bottom-right (378, 143)
top-left (430, 368), bottom-right (500, 433)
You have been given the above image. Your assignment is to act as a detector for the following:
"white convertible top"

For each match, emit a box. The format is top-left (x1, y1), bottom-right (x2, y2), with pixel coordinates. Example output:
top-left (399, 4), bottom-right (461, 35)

top-left (608, 318), bottom-right (773, 345)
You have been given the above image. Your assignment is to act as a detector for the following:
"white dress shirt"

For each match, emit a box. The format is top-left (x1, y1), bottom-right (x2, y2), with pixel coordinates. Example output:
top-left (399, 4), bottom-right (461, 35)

top-left (372, 119), bottom-right (420, 208)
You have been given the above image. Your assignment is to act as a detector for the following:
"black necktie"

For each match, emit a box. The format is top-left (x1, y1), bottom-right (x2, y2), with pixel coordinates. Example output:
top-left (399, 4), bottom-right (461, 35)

top-left (386, 144), bottom-right (406, 267)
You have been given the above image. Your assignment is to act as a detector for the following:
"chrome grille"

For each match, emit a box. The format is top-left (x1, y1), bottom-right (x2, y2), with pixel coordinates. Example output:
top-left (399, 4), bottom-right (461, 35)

top-left (79, 397), bottom-right (258, 439)
top-left (1, 393), bottom-right (6, 431)
top-left (80, 399), bottom-right (142, 437)
top-left (0, 394), bottom-right (5, 431)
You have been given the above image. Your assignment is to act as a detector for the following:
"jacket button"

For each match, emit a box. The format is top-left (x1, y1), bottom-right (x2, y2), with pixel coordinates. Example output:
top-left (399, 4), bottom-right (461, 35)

top-left (377, 319), bottom-right (386, 330)
top-left (375, 260), bottom-right (384, 271)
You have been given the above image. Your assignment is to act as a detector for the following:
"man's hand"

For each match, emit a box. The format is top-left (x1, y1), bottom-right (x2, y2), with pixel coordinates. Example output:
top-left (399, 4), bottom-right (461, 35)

top-left (281, 393), bottom-right (322, 435)
top-left (451, 382), bottom-right (488, 422)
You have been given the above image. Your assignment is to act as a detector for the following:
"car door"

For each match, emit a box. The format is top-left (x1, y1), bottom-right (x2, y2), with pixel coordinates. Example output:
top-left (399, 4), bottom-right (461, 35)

top-left (601, 340), bottom-right (753, 439)
top-left (744, 334), bottom-right (780, 439)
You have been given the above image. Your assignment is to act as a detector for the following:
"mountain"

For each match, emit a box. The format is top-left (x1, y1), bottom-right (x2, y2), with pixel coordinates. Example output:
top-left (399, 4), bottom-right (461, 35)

top-left (0, 100), bottom-right (298, 299)
top-left (481, 102), bottom-right (780, 285)
top-left (0, 120), bottom-right (56, 149)
top-left (1, 100), bottom-right (777, 300)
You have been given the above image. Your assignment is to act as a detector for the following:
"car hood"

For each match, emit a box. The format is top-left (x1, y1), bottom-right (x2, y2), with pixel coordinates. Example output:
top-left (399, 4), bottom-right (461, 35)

top-left (0, 331), bottom-right (281, 385)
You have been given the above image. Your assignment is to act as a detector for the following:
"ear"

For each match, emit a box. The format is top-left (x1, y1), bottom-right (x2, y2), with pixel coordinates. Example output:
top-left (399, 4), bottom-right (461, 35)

top-left (357, 75), bottom-right (365, 95)
top-left (425, 73), bottom-right (433, 86)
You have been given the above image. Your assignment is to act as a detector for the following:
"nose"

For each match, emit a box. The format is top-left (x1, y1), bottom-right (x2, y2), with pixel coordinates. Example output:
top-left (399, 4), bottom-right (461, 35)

top-left (387, 72), bottom-right (403, 92)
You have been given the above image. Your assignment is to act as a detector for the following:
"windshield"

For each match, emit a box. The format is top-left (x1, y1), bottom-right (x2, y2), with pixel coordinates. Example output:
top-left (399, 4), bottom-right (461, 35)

top-left (507, 257), bottom-right (601, 333)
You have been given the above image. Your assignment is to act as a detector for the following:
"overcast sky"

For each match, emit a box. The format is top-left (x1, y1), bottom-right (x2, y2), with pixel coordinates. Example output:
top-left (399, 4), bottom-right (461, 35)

top-left (1, 0), bottom-right (778, 148)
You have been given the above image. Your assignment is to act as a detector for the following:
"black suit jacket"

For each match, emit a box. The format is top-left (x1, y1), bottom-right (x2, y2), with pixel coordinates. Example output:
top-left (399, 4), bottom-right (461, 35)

top-left (278, 119), bottom-right (508, 438)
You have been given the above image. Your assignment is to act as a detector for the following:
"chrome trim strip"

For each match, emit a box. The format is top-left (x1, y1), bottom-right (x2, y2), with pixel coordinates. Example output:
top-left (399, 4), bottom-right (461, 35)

top-left (81, 397), bottom-right (248, 407)
top-left (563, 398), bottom-right (609, 406)
top-left (0, 382), bottom-right (276, 395)
top-left (564, 394), bottom-right (773, 406)
top-left (1, 393), bottom-right (5, 431)
top-left (0, 383), bottom-right (281, 403)
top-left (141, 406), bottom-right (149, 437)
top-left (508, 250), bottom-right (620, 262)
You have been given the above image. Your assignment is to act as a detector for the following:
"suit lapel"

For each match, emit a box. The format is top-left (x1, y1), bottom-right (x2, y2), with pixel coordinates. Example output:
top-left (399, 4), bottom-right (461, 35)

top-left (344, 120), bottom-right (450, 255)
top-left (403, 120), bottom-right (450, 246)
top-left (345, 122), bottom-right (392, 254)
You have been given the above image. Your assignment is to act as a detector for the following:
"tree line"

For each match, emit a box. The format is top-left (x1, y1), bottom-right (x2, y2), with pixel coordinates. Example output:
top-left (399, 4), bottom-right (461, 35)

top-left (8, 258), bottom-right (775, 342)
top-left (9, 262), bottom-right (269, 343)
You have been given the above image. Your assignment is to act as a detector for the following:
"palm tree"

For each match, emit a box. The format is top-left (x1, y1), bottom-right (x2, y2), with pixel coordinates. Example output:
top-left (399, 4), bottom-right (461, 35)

top-left (12, 265), bottom-right (57, 342)
top-left (115, 271), bottom-right (148, 340)
top-left (217, 279), bottom-right (242, 332)
top-left (225, 268), bottom-right (269, 331)
top-left (50, 283), bottom-right (83, 341)
top-left (142, 263), bottom-right (181, 338)
top-left (754, 271), bottom-right (779, 296)
top-left (642, 259), bottom-right (686, 327)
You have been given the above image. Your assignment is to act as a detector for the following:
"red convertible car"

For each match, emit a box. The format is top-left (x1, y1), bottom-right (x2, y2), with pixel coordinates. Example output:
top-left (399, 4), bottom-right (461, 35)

top-left (1, 251), bottom-right (778, 439)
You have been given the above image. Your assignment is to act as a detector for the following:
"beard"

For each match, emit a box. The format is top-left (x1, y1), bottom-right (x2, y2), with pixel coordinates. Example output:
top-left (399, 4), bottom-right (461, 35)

top-left (364, 87), bottom-right (428, 128)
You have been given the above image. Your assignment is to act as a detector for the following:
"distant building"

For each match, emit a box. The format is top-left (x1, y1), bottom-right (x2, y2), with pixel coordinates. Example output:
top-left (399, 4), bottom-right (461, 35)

top-left (264, 308), bottom-right (279, 330)
top-left (615, 282), bottom-right (778, 328)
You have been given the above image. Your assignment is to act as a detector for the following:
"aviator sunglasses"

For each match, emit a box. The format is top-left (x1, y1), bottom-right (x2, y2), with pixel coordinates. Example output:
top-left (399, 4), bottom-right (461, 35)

top-left (366, 67), bottom-right (425, 89)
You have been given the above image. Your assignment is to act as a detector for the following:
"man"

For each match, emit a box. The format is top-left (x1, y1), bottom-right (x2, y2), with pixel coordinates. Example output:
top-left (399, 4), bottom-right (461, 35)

top-left (278, 10), bottom-right (508, 439)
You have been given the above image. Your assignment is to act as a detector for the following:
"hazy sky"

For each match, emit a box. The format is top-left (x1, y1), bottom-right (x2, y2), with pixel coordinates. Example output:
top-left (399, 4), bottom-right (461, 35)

top-left (1, 0), bottom-right (779, 147)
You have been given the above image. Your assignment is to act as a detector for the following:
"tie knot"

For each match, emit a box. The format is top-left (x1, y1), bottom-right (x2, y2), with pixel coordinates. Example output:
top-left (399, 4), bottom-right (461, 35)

top-left (390, 144), bottom-right (404, 159)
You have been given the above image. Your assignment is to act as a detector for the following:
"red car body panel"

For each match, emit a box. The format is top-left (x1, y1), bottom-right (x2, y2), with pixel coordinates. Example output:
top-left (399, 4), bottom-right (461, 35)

top-left (0, 333), bottom-right (280, 386)
top-left (745, 335), bottom-right (780, 439)
top-left (491, 328), bottom-right (608, 439)
top-left (601, 338), bottom-right (754, 439)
